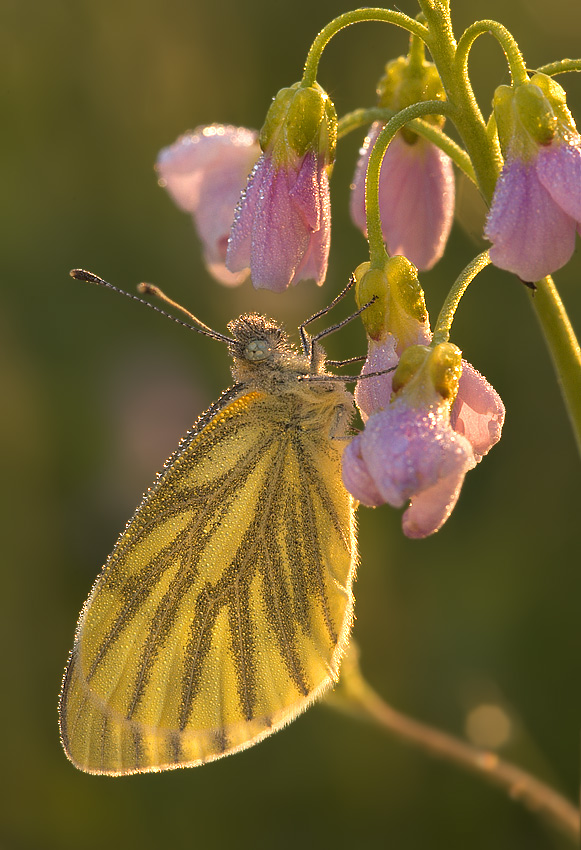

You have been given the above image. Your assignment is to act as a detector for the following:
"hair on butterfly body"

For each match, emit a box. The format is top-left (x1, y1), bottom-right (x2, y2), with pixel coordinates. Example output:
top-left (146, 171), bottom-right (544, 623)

top-left (60, 271), bottom-right (359, 775)
top-left (226, 312), bottom-right (354, 438)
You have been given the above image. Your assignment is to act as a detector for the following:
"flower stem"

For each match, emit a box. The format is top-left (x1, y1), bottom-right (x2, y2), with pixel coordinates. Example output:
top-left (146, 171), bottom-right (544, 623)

top-left (432, 251), bottom-right (491, 344)
top-left (457, 20), bottom-right (529, 87)
top-left (535, 58), bottom-right (581, 76)
top-left (364, 100), bottom-right (452, 269)
top-left (337, 107), bottom-right (476, 182)
top-left (530, 277), bottom-right (581, 457)
top-left (415, 11), bottom-right (501, 202)
top-left (330, 650), bottom-right (580, 843)
top-left (301, 9), bottom-right (428, 87)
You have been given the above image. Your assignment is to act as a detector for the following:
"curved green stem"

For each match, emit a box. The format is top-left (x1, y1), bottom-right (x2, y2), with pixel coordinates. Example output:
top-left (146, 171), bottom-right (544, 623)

top-left (457, 20), bottom-right (528, 87)
top-left (337, 107), bottom-right (476, 183)
top-left (364, 100), bottom-right (452, 268)
top-left (419, 15), bottom-right (500, 202)
top-left (432, 252), bottom-right (491, 344)
top-left (531, 278), bottom-right (581, 457)
top-left (535, 58), bottom-right (581, 76)
top-left (302, 9), bottom-right (428, 87)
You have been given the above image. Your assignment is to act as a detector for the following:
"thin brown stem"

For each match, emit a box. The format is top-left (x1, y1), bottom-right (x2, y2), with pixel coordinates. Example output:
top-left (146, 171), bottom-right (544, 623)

top-left (330, 650), bottom-right (580, 842)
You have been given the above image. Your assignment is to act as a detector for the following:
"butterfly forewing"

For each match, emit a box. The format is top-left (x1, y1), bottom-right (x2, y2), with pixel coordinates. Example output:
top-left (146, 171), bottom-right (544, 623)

top-left (60, 369), bottom-right (357, 775)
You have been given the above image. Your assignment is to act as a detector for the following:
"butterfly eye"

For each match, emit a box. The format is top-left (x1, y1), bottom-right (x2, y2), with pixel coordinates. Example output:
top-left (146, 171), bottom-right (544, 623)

top-left (245, 339), bottom-right (272, 361)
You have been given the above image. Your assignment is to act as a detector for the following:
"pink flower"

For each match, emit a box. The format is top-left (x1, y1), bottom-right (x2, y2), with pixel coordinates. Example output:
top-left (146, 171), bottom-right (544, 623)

top-left (342, 347), bottom-right (505, 538)
top-left (485, 139), bottom-right (581, 282)
top-left (350, 125), bottom-right (455, 271)
top-left (485, 74), bottom-right (581, 282)
top-left (226, 82), bottom-right (336, 292)
top-left (226, 149), bottom-right (331, 291)
top-left (352, 256), bottom-right (431, 421)
top-left (156, 125), bottom-right (260, 286)
top-left (343, 399), bottom-right (476, 537)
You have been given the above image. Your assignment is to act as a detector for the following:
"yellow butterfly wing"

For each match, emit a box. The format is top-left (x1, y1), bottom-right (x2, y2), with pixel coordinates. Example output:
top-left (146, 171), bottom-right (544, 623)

top-left (59, 385), bottom-right (357, 775)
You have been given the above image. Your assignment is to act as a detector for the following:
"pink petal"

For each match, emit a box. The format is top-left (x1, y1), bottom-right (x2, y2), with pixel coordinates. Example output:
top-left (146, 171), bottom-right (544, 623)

top-left (358, 403), bottom-right (474, 508)
top-left (226, 155), bottom-right (266, 274)
top-left (249, 164), bottom-right (311, 291)
top-left (289, 151), bottom-right (323, 231)
top-left (350, 123), bottom-right (381, 235)
top-left (354, 335), bottom-right (398, 422)
top-left (402, 465), bottom-right (469, 539)
top-left (485, 156), bottom-right (577, 281)
top-left (291, 210), bottom-right (330, 285)
top-left (156, 125), bottom-right (260, 286)
top-left (341, 436), bottom-right (384, 507)
top-left (350, 128), bottom-right (455, 271)
top-left (451, 362), bottom-right (505, 461)
top-left (537, 136), bottom-right (581, 223)
top-left (227, 151), bottom-right (331, 291)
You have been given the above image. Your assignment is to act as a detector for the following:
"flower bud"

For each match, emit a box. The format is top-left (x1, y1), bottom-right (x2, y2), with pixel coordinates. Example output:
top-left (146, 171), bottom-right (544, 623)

top-left (486, 75), bottom-right (581, 281)
top-left (391, 342), bottom-right (462, 405)
top-left (350, 54), bottom-right (454, 271)
top-left (493, 81), bottom-right (558, 159)
top-left (377, 55), bottom-right (447, 140)
top-left (354, 257), bottom-right (429, 348)
top-left (227, 81), bottom-right (336, 290)
top-left (260, 82), bottom-right (337, 163)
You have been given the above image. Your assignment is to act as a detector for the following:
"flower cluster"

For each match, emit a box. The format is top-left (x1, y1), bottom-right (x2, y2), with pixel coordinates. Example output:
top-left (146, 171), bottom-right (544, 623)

top-left (154, 22), bottom-right (579, 538)
top-left (342, 260), bottom-right (504, 538)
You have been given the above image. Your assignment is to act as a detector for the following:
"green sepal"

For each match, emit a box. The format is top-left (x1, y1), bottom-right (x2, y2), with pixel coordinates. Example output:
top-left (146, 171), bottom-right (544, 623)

top-left (354, 257), bottom-right (429, 345)
top-left (377, 55), bottom-right (446, 143)
top-left (392, 342), bottom-right (463, 407)
top-left (259, 82), bottom-right (337, 163)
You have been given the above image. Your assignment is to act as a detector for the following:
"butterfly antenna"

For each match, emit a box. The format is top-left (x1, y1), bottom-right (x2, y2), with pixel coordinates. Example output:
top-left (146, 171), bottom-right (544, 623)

top-left (299, 366), bottom-right (396, 384)
top-left (70, 270), bottom-right (233, 343)
top-left (299, 274), bottom-right (356, 354)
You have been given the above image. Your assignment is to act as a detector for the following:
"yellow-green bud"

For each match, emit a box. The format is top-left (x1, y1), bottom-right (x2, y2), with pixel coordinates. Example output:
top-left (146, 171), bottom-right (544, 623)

top-left (354, 256), bottom-right (429, 345)
top-left (392, 342), bottom-right (462, 406)
top-left (377, 55), bottom-right (446, 143)
top-left (427, 343), bottom-right (463, 400)
top-left (392, 345), bottom-right (430, 393)
top-left (354, 262), bottom-right (389, 340)
top-left (260, 86), bottom-right (296, 152)
top-left (259, 82), bottom-right (337, 163)
top-left (513, 83), bottom-right (557, 145)
top-left (389, 256), bottom-right (428, 325)
top-left (529, 72), bottom-right (578, 138)
top-left (493, 78), bottom-right (564, 159)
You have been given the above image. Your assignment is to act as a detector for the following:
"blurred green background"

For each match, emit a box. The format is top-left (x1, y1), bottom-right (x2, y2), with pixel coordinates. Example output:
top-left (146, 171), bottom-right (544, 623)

top-left (3, 1), bottom-right (580, 848)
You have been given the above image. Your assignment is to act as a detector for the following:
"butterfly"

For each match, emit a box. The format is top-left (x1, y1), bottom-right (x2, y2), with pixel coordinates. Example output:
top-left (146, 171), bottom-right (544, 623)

top-left (59, 270), bottom-right (359, 775)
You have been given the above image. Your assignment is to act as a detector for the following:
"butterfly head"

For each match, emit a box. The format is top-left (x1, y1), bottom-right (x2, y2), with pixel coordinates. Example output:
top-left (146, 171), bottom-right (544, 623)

top-left (227, 313), bottom-right (313, 387)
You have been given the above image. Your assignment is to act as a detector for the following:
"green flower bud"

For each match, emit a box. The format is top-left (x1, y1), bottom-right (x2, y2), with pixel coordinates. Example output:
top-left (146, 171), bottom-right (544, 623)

top-left (529, 72), bottom-right (579, 138)
top-left (354, 261), bottom-right (388, 340)
top-left (513, 83), bottom-right (557, 145)
top-left (377, 55), bottom-right (446, 143)
top-left (354, 257), bottom-right (429, 346)
top-left (392, 342), bottom-right (462, 406)
top-left (259, 82), bottom-right (337, 163)
top-left (259, 86), bottom-right (296, 152)
top-left (427, 342), bottom-right (463, 400)
top-left (389, 256), bottom-right (428, 325)
top-left (493, 78), bottom-right (565, 159)
top-left (392, 345), bottom-right (430, 394)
